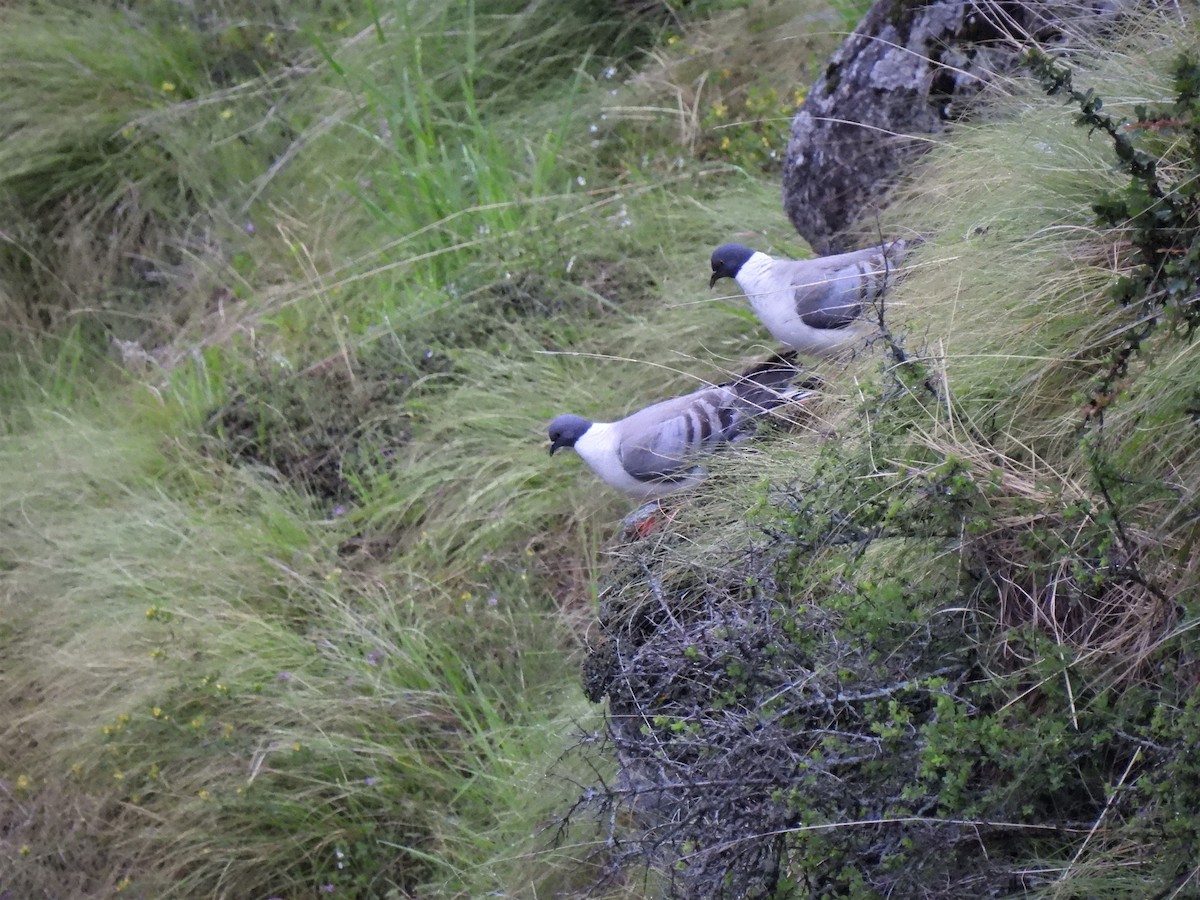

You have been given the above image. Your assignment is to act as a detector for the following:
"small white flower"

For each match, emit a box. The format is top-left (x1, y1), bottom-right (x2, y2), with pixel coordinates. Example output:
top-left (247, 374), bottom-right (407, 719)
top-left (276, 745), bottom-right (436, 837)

top-left (576, 176), bottom-right (587, 187)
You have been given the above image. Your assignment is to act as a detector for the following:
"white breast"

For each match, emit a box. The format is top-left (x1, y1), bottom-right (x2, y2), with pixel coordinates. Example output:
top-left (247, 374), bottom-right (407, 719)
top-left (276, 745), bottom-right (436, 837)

top-left (735, 253), bottom-right (863, 355)
top-left (573, 423), bottom-right (702, 500)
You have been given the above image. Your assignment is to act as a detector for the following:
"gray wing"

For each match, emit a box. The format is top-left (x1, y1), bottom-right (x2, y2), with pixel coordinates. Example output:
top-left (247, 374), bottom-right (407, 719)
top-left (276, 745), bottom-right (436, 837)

top-left (614, 387), bottom-right (741, 483)
top-left (787, 240), bottom-right (908, 330)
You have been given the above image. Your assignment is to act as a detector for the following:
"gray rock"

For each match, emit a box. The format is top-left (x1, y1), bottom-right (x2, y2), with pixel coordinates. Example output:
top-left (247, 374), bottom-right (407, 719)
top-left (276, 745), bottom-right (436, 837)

top-left (782, 0), bottom-right (1127, 253)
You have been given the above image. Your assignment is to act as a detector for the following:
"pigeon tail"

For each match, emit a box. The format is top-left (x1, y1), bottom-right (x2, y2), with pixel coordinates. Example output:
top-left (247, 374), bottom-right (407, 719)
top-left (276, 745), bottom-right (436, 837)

top-left (881, 237), bottom-right (913, 268)
top-left (729, 351), bottom-right (812, 412)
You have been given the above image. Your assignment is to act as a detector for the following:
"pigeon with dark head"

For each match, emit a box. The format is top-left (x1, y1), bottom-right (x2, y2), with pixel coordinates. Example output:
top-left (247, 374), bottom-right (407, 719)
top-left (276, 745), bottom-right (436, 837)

top-left (548, 353), bottom-right (811, 500)
top-left (710, 239), bottom-right (913, 356)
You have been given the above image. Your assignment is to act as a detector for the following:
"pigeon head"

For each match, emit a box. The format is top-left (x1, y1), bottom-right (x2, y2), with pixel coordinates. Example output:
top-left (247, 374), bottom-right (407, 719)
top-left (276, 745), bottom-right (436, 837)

top-left (548, 414), bottom-right (593, 455)
top-left (710, 243), bottom-right (755, 288)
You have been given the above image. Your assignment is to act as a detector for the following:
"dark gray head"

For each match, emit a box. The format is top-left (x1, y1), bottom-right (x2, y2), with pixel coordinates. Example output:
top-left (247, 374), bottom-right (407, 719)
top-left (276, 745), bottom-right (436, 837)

top-left (710, 243), bottom-right (756, 289)
top-left (548, 414), bottom-right (593, 455)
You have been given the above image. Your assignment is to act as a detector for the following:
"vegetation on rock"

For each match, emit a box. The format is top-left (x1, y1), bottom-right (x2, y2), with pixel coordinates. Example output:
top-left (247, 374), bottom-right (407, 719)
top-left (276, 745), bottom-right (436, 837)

top-left (571, 19), bottom-right (1200, 897)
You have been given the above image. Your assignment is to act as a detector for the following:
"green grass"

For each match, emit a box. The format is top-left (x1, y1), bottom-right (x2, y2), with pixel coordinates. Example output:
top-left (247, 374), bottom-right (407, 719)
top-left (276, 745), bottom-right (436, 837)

top-left (0, 394), bottom-right (601, 895)
top-left (7, 0), bottom-right (1200, 896)
top-left (0, 0), bottom-right (858, 895)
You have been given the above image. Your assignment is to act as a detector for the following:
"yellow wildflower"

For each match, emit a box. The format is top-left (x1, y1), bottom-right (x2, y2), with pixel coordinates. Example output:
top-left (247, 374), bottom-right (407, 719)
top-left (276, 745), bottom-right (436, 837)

top-left (160, 81), bottom-right (176, 93)
top-left (16, 774), bottom-right (29, 790)
top-left (152, 706), bottom-right (162, 718)
top-left (197, 789), bottom-right (211, 800)
top-left (220, 109), bottom-right (233, 120)
top-left (19, 844), bottom-right (30, 857)
top-left (711, 102), bottom-right (728, 120)
top-left (149, 763), bottom-right (159, 780)
top-left (292, 742), bottom-right (303, 752)
top-left (113, 770), bottom-right (124, 781)
top-left (720, 136), bottom-right (731, 150)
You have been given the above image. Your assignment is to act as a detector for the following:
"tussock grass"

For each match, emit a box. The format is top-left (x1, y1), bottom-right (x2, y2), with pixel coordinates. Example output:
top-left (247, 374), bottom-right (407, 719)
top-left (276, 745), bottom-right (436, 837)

top-left (875, 31), bottom-right (1200, 672)
top-left (0, 4), bottom-right (309, 340)
top-left (0, 399), bottom-right (600, 895)
top-left (605, 0), bottom-right (866, 172)
top-left (1, 0), bottom-right (834, 894)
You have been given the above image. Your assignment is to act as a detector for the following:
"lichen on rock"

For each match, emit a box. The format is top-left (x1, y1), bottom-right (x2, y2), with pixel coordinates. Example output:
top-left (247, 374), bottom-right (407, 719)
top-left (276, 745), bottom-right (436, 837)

top-left (782, 0), bottom-right (1128, 253)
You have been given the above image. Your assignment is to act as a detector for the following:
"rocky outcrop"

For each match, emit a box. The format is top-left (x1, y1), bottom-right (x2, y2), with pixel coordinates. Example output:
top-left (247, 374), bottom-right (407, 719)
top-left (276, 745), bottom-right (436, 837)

top-left (782, 0), bottom-right (1126, 253)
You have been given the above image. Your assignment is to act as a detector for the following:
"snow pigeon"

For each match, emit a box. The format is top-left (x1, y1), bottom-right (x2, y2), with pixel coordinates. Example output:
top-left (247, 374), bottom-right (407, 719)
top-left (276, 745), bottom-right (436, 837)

top-left (709, 239), bottom-right (912, 356)
top-left (547, 354), bottom-right (812, 500)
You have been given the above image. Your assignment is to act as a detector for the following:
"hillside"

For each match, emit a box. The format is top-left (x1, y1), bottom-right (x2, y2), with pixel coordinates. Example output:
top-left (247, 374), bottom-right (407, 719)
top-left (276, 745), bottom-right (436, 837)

top-left (3, 1), bottom-right (1200, 898)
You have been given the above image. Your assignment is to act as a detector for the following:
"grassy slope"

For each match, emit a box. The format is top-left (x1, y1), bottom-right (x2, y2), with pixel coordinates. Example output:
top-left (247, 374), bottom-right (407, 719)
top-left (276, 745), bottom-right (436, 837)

top-left (0, 1), bottom-right (858, 897)
top-left (5, 0), bottom-right (1200, 897)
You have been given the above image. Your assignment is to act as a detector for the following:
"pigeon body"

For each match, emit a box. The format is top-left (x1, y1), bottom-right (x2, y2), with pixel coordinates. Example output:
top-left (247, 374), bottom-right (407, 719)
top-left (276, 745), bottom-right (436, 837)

top-left (710, 239), bottom-right (911, 356)
top-left (548, 355), bottom-right (809, 500)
